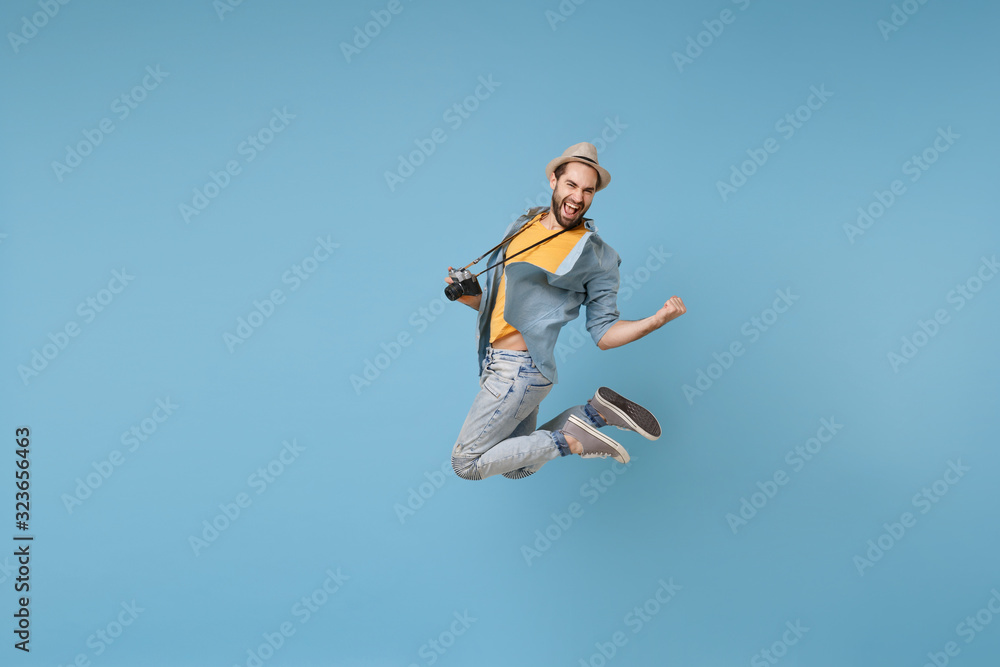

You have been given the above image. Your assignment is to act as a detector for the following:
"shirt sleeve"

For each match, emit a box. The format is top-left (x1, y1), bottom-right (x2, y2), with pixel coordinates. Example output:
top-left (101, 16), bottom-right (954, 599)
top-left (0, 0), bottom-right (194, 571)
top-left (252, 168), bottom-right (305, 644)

top-left (583, 243), bottom-right (622, 346)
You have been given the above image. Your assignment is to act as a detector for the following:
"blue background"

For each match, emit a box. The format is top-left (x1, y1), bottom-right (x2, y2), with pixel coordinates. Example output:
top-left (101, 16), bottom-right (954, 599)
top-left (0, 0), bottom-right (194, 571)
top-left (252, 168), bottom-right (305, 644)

top-left (2, 0), bottom-right (999, 665)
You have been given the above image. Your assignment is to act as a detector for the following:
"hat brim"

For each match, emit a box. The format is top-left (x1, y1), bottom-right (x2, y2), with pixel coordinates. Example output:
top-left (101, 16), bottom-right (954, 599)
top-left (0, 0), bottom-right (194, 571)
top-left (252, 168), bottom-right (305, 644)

top-left (545, 156), bottom-right (611, 192)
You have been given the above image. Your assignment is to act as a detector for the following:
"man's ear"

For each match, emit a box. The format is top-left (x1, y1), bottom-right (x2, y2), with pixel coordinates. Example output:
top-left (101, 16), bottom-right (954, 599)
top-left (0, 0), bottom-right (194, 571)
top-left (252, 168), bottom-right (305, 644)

top-left (548, 172), bottom-right (558, 190)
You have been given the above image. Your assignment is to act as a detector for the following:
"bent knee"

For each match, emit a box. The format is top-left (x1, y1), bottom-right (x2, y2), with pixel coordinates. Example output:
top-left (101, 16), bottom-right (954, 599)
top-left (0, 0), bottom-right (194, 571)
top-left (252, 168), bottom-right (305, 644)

top-left (451, 455), bottom-right (483, 481)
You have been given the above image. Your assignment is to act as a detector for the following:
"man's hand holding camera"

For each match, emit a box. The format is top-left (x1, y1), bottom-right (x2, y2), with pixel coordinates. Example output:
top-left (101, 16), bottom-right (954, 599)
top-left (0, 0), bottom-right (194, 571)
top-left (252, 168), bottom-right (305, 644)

top-left (445, 266), bottom-right (482, 310)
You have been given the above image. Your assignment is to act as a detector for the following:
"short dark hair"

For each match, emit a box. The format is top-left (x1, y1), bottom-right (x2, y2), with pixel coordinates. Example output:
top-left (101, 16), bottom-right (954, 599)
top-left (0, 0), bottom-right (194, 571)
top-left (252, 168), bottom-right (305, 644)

top-left (554, 162), bottom-right (601, 189)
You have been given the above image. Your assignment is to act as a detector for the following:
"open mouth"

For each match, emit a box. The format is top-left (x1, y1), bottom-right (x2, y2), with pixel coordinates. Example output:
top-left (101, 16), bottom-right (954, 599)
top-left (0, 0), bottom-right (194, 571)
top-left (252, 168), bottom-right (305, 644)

top-left (562, 201), bottom-right (581, 219)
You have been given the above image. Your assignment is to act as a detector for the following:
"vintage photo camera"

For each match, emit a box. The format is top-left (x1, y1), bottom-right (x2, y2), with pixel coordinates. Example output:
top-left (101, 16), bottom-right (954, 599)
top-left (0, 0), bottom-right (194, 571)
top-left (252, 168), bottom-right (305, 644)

top-left (445, 216), bottom-right (569, 302)
top-left (445, 267), bottom-right (482, 301)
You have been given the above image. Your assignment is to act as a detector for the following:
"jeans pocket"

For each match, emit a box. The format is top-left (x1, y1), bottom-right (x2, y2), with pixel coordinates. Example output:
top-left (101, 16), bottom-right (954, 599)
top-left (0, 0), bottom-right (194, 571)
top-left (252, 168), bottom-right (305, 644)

top-left (515, 383), bottom-right (552, 421)
top-left (517, 365), bottom-right (551, 384)
top-left (482, 371), bottom-right (513, 400)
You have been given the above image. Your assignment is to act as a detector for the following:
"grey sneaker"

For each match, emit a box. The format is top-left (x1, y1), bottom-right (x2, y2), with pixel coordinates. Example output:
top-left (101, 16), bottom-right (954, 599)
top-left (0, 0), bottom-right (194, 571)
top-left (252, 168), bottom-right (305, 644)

top-left (562, 414), bottom-right (630, 464)
top-left (590, 387), bottom-right (661, 440)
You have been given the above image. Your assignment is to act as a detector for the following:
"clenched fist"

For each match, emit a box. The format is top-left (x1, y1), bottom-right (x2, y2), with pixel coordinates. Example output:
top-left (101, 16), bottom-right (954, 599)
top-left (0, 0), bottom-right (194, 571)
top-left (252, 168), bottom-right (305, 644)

top-left (654, 296), bottom-right (687, 327)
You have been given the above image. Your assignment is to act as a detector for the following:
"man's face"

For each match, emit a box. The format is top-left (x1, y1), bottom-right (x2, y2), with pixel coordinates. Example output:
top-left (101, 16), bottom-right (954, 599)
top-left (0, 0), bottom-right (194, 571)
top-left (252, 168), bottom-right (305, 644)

top-left (548, 161), bottom-right (599, 229)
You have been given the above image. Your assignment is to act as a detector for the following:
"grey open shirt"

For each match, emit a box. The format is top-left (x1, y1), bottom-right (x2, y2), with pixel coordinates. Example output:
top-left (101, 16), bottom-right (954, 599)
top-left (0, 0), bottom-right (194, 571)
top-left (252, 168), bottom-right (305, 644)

top-left (475, 207), bottom-right (622, 384)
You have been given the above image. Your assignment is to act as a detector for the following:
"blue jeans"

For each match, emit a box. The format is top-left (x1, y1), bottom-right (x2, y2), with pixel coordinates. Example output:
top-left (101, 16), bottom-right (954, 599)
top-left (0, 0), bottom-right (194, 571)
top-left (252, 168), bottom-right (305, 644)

top-left (451, 348), bottom-right (606, 481)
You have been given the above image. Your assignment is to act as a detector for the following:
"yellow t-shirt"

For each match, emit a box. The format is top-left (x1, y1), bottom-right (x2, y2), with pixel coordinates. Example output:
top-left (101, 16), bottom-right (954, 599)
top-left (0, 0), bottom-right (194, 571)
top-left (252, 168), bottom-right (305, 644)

top-left (490, 212), bottom-right (589, 343)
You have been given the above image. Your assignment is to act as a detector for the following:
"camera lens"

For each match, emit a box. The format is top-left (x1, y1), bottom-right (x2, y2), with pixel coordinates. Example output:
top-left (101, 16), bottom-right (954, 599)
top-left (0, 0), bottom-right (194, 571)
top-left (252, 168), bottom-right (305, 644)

top-left (444, 282), bottom-right (463, 301)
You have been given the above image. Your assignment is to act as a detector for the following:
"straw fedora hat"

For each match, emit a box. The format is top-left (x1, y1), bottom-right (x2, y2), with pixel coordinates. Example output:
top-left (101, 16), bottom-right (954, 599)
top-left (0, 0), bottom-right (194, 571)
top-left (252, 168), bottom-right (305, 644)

top-left (545, 142), bottom-right (611, 191)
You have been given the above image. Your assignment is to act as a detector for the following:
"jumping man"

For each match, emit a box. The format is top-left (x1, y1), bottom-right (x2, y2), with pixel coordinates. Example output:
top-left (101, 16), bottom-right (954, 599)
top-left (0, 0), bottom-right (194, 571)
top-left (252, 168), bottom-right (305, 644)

top-left (446, 142), bottom-right (687, 481)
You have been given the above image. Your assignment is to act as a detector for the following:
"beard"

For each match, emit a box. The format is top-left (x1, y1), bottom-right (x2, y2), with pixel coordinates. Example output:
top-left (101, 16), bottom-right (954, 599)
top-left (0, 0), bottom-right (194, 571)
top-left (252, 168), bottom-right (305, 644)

top-left (550, 192), bottom-right (586, 229)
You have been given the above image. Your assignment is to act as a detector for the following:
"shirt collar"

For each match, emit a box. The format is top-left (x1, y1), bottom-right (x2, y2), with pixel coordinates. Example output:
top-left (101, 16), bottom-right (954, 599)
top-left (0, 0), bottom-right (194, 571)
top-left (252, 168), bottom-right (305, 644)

top-left (539, 207), bottom-right (597, 233)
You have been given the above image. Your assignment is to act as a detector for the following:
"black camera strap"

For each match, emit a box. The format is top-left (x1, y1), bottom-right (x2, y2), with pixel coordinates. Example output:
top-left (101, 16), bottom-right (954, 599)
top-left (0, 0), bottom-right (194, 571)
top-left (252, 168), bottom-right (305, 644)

top-left (461, 221), bottom-right (533, 271)
top-left (465, 212), bottom-right (583, 278)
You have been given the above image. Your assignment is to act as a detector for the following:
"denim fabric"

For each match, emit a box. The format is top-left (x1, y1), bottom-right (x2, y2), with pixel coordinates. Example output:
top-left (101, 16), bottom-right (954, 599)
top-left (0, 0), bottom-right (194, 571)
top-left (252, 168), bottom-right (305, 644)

top-left (451, 348), bottom-right (606, 481)
top-left (474, 207), bottom-right (621, 384)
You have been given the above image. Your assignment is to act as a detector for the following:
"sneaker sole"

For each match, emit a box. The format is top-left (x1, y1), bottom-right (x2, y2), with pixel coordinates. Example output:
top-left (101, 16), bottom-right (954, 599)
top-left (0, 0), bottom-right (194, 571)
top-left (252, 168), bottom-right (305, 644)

top-left (594, 387), bottom-right (661, 440)
top-left (567, 415), bottom-right (630, 464)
